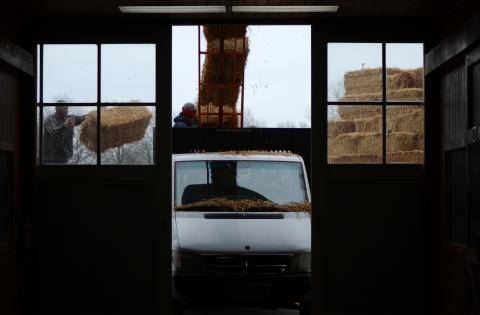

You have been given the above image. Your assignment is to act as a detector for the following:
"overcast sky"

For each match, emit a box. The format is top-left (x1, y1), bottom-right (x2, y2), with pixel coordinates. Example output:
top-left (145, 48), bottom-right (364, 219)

top-left (172, 25), bottom-right (311, 127)
top-left (41, 28), bottom-right (423, 127)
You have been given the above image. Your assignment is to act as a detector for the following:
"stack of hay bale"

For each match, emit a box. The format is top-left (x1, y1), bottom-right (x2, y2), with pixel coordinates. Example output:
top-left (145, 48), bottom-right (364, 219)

top-left (328, 67), bottom-right (424, 164)
top-left (199, 25), bottom-right (249, 128)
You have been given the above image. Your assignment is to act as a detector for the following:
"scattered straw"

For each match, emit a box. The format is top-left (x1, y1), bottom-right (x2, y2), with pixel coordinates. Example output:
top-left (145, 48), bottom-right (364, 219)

top-left (218, 150), bottom-right (299, 156)
top-left (175, 198), bottom-right (311, 213)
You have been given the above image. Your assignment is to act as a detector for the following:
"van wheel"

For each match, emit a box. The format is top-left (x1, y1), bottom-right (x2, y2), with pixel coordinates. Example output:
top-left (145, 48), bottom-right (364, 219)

top-left (172, 299), bottom-right (183, 315)
top-left (299, 301), bottom-right (310, 315)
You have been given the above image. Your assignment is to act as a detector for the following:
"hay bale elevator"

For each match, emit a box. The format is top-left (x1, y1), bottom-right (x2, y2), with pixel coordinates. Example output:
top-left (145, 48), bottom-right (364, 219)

top-left (198, 25), bottom-right (248, 128)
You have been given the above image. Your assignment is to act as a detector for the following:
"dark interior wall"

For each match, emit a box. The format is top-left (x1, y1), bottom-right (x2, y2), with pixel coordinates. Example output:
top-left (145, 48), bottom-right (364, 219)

top-left (28, 23), bottom-right (173, 314)
top-left (435, 57), bottom-right (470, 315)
top-left (436, 1), bottom-right (480, 41)
top-left (0, 61), bottom-right (21, 315)
top-left (0, 65), bottom-right (20, 145)
top-left (324, 177), bottom-right (427, 313)
top-left (310, 21), bottom-right (433, 315)
top-left (32, 180), bottom-right (171, 314)
top-left (24, 18), bottom-right (434, 315)
top-left (425, 10), bottom-right (480, 315)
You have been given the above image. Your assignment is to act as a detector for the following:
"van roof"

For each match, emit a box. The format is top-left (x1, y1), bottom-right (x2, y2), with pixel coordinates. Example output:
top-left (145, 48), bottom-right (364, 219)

top-left (173, 151), bottom-right (304, 163)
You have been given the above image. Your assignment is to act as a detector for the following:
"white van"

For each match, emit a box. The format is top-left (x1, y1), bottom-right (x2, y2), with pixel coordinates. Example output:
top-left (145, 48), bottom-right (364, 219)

top-left (172, 152), bottom-right (311, 314)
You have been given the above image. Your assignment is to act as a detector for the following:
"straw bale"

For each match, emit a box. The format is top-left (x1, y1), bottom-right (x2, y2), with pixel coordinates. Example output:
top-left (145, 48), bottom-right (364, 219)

top-left (328, 116), bottom-right (381, 138)
top-left (79, 111), bottom-right (98, 152)
top-left (328, 119), bottom-right (356, 138)
top-left (342, 67), bottom-right (423, 97)
top-left (387, 150), bottom-right (424, 164)
top-left (386, 132), bottom-right (423, 152)
top-left (340, 88), bottom-right (423, 102)
top-left (328, 132), bottom-right (382, 157)
top-left (355, 116), bottom-right (382, 133)
top-left (341, 93), bottom-right (383, 102)
top-left (198, 104), bottom-right (239, 127)
top-left (175, 198), bottom-right (311, 213)
top-left (328, 154), bottom-right (382, 164)
top-left (203, 25), bottom-right (247, 42)
top-left (388, 88), bottom-right (423, 101)
top-left (338, 106), bottom-right (382, 120)
top-left (199, 25), bottom-right (249, 128)
top-left (329, 150), bottom-right (423, 164)
top-left (208, 38), bottom-right (247, 53)
top-left (80, 106), bottom-right (152, 153)
top-left (343, 68), bottom-right (383, 95)
top-left (386, 105), bottom-right (422, 118)
top-left (391, 70), bottom-right (423, 90)
top-left (387, 108), bottom-right (424, 134)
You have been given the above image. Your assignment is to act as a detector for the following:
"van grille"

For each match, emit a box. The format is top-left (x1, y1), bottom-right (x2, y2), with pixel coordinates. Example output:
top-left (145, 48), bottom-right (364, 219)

top-left (202, 254), bottom-right (294, 274)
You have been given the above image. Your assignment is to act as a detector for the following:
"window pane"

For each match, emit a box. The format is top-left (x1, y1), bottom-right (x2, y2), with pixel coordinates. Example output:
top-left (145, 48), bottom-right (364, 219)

top-left (328, 43), bottom-right (382, 102)
top-left (172, 25), bottom-right (311, 128)
top-left (101, 44), bottom-right (156, 103)
top-left (328, 105), bottom-right (382, 164)
top-left (100, 106), bottom-right (155, 165)
top-left (386, 43), bottom-right (424, 102)
top-left (386, 105), bottom-right (424, 164)
top-left (42, 106), bottom-right (97, 165)
top-left (43, 44), bottom-right (97, 103)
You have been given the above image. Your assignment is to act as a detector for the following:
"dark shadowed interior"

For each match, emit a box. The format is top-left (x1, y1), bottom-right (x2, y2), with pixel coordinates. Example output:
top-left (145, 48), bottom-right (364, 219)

top-left (1, 1), bottom-right (480, 315)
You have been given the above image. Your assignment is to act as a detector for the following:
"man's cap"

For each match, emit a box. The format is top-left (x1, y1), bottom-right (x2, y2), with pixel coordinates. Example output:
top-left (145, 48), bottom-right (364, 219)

top-left (181, 102), bottom-right (197, 117)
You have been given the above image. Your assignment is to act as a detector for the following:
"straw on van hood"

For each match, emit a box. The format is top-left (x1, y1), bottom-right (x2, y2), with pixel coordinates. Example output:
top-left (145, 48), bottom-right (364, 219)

top-left (175, 198), bottom-right (311, 213)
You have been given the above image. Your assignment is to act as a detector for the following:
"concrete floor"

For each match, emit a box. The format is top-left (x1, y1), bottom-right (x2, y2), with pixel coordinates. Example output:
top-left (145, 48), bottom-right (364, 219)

top-left (186, 307), bottom-right (298, 315)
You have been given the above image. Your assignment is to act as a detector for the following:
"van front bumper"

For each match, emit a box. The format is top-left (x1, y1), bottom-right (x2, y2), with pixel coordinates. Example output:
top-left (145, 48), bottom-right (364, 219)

top-left (172, 272), bottom-right (310, 308)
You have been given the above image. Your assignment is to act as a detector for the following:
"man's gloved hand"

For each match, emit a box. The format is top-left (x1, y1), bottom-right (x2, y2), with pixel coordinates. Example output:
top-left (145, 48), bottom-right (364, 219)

top-left (64, 118), bottom-right (75, 128)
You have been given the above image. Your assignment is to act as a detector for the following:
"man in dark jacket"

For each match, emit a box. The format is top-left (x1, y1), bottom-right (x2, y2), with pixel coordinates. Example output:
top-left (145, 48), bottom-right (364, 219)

top-left (173, 102), bottom-right (197, 128)
top-left (42, 105), bottom-right (86, 164)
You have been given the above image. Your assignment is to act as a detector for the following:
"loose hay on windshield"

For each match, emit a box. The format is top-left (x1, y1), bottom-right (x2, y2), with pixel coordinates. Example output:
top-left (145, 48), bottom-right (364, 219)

top-left (175, 198), bottom-right (311, 213)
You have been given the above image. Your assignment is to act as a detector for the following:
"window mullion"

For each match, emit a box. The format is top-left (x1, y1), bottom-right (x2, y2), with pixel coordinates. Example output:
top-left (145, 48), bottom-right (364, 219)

top-left (382, 43), bottom-right (387, 164)
top-left (39, 44), bottom-right (44, 166)
top-left (97, 43), bottom-right (101, 165)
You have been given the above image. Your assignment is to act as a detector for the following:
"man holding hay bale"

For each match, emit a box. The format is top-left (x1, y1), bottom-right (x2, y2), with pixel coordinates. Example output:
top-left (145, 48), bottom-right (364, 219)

top-left (42, 105), bottom-right (86, 164)
top-left (173, 102), bottom-right (198, 128)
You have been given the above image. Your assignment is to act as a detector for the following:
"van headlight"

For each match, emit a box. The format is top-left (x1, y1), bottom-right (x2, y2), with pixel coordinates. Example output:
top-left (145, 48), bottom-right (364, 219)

top-left (288, 252), bottom-right (311, 273)
top-left (172, 251), bottom-right (207, 273)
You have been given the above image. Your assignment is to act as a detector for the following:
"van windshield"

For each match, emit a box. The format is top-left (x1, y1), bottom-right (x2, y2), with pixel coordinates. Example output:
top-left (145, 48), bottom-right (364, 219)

top-left (175, 161), bottom-right (308, 209)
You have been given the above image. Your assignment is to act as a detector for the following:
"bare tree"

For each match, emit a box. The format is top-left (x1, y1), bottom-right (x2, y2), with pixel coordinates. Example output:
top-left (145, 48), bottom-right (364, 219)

top-left (276, 121), bottom-right (297, 128)
top-left (101, 120), bottom-right (155, 165)
top-left (328, 78), bottom-right (344, 101)
top-left (68, 130), bottom-right (96, 165)
top-left (244, 107), bottom-right (267, 128)
top-left (327, 79), bottom-right (344, 121)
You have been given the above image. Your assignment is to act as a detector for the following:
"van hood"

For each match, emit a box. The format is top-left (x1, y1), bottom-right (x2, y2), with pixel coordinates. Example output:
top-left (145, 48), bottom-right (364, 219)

top-left (173, 211), bottom-right (311, 254)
